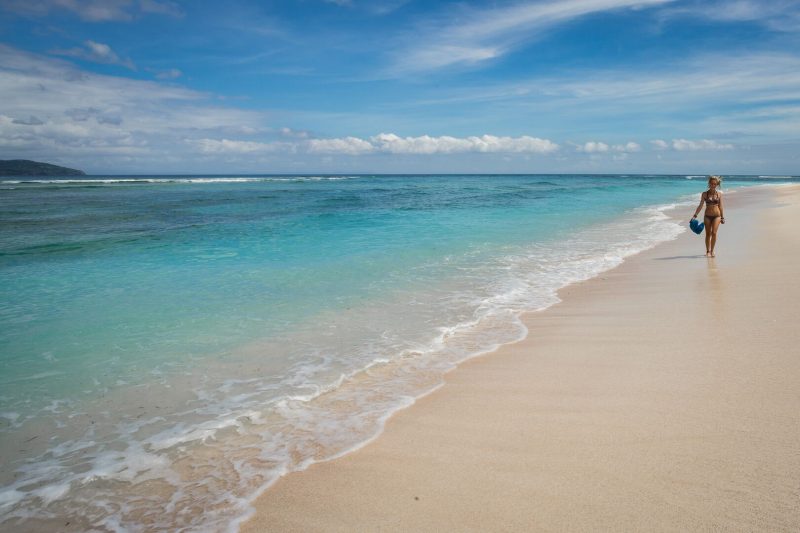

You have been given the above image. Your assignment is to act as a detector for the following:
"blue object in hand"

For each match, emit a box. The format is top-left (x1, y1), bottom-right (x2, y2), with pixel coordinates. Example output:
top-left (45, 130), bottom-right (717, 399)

top-left (689, 218), bottom-right (704, 234)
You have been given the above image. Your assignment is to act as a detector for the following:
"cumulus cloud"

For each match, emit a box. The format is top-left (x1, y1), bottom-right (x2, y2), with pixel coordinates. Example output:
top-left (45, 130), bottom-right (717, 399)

top-left (308, 136), bottom-right (375, 155)
top-left (671, 139), bottom-right (733, 151)
top-left (370, 133), bottom-right (559, 154)
top-left (188, 133), bottom-right (560, 156)
top-left (577, 138), bottom-right (731, 153)
top-left (649, 138), bottom-right (733, 151)
top-left (51, 40), bottom-right (136, 70)
top-left (279, 127), bottom-right (310, 139)
top-left (613, 141), bottom-right (641, 152)
top-left (650, 139), bottom-right (669, 150)
top-left (577, 141), bottom-right (609, 153)
top-left (575, 141), bottom-right (641, 153)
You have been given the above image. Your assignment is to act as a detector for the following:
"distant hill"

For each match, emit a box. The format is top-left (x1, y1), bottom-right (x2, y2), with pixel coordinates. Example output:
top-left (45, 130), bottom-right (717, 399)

top-left (0, 159), bottom-right (85, 177)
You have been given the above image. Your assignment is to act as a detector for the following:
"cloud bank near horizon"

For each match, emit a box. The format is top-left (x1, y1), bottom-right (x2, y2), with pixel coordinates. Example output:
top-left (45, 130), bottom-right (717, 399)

top-left (0, 44), bottom-right (758, 173)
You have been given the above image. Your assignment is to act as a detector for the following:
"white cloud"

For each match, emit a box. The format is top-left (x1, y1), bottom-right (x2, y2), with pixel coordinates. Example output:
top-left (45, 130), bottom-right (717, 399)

top-left (671, 139), bottom-right (733, 151)
top-left (370, 133), bottom-right (559, 154)
top-left (552, 53), bottom-right (800, 114)
top-left (307, 136), bottom-right (375, 155)
top-left (138, 0), bottom-right (183, 18)
top-left (399, 45), bottom-right (501, 72)
top-left (154, 68), bottom-right (182, 80)
top-left (575, 141), bottom-right (640, 153)
top-left (648, 138), bottom-right (733, 151)
top-left (189, 133), bottom-right (560, 156)
top-left (578, 141), bottom-right (610, 153)
top-left (0, 45), bottom-right (265, 165)
top-left (659, 0), bottom-right (800, 32)
top-left (51, 40), bottom-right (136, 70)
top-left (613, 141), bottom-right (641, 152)
top-left (410, 52), bottom-right (800, 144)
top-left (85, 40), bottom-right (115, 58)
top-left (1, 0), bottom-right (183, 21)
top-left (650, 139), bottom-right (669, 150)
top-left (321, 0), bottom-right (412, 14)
top-left (390, 0), bottom-right (675, 73)
top-left (279, 127), bottom-right (310, 139)
top-left (574, 139), bottom-right (733, 153)
top-left (365, 0), bottom-right (411, 15)
top-left (0, 45), bottom-right (779, 173)
top-left (188, 138), bottom-right (287, 154)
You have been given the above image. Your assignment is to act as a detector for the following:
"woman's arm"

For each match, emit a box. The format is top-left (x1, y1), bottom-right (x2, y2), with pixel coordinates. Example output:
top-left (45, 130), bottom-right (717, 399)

top-left (692, 193), bottom-right (705, 219)
top-left (719, 192), bottom-right (725, 223)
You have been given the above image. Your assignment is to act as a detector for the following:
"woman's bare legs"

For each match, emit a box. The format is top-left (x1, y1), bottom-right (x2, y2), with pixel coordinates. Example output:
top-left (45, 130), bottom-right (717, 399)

top-left (709, 216), bottom-right (722, 257)
top-left (703, 216), bottom-right (712, 256)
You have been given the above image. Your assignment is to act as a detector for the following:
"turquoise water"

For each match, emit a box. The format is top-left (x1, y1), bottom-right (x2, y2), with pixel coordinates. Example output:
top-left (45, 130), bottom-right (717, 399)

top-left (0, 174), bottom-right (796, 531)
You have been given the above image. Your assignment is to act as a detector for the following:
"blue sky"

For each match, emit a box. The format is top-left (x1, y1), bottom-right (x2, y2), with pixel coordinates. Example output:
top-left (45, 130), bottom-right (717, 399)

top-left (1, 0), bottom-right (798, 174)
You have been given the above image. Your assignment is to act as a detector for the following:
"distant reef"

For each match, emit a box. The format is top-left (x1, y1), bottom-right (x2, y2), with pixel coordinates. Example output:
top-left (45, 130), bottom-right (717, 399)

top-left (0, 159), bottom-right (85, 177)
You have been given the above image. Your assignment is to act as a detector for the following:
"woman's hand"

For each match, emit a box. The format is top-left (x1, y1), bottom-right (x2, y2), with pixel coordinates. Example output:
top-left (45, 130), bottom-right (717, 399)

top-left (721, 217), bottom-right (725, 224)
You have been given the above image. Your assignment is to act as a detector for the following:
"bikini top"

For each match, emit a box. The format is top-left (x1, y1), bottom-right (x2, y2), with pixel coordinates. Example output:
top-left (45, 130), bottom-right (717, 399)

top-left (705, 190), bottom-right (720, 205)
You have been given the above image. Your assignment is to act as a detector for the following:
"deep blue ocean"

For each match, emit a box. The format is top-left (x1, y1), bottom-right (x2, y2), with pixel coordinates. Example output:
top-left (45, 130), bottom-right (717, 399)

top-left (1, 174), bottom-right (797, 531)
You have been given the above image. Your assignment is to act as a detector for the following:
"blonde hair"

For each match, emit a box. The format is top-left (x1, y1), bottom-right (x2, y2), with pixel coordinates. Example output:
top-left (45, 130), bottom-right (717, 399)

top-left (708, 175), bottom-right (722, 187)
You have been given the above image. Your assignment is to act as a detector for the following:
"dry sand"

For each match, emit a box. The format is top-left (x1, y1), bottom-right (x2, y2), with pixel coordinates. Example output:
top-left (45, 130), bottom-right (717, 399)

top-left (242, 184), bottom-right (800, 532)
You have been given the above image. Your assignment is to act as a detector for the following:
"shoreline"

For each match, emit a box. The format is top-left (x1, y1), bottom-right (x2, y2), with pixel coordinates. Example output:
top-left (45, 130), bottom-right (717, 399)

top-left (241, 183), bottom-right (800, 532)
top-left (0, 183), bottom-right (794, 532)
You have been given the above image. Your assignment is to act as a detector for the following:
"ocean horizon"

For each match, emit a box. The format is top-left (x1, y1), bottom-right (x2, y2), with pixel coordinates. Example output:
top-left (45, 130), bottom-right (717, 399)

top-left (1, 174), bottom-right (798, 531)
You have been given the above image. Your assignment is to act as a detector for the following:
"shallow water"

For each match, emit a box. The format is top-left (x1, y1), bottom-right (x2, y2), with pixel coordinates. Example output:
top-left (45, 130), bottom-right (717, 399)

top-left (1, 174), bottom-right (796, 531)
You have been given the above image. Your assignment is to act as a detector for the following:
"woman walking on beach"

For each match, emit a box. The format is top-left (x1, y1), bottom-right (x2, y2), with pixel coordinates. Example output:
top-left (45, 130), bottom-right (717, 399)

top-left (691, 175), bottom-right (725, 257)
